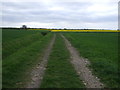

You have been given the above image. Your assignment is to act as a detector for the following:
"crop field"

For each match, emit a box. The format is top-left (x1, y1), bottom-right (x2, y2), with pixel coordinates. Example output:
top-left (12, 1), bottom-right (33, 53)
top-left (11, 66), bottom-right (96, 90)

top-left (64, 32), bottom-right (119, 88)
top-left (2, 29), bottom-right (119, 88)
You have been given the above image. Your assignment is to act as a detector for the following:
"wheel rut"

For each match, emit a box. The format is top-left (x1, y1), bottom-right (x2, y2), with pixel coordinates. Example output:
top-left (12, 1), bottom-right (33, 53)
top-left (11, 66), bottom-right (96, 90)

top-left (61, 34), bottom-right (104, 88)
top-left (26, 34), bottom-right (56, 88)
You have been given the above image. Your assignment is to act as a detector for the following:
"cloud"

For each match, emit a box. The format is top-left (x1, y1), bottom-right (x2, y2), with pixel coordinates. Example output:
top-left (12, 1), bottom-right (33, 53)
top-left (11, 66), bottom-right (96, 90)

top-left (1, 0), bottom-right (119, 29)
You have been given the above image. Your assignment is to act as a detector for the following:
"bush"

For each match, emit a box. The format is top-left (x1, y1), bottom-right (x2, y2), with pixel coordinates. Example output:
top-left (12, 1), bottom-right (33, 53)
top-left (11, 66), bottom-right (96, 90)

top-left (41, 32), bottom-right (48, 36)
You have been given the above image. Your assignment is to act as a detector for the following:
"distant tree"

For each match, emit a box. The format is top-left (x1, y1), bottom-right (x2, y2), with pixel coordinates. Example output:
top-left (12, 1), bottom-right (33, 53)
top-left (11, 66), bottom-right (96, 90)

top-left (22, 25), bottom-right (27, 29)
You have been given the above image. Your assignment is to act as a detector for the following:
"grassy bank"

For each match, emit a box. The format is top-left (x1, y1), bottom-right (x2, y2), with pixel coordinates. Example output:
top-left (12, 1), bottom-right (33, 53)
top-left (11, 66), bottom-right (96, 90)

top-left (64, 32), bottom-right (119, 88)
top-left (40, 34), bottom-right (84, 88)
top-left (3, 29), bottom-right (52, 88)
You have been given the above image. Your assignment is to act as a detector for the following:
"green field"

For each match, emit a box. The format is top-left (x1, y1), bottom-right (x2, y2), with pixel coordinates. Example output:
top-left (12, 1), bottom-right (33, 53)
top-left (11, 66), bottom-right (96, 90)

top-left (2, 29), bottom-right (52, 88)
top-left (64, 32), bottom-right (119, 88)
top-left (2, 29), bottom-right (119, 88)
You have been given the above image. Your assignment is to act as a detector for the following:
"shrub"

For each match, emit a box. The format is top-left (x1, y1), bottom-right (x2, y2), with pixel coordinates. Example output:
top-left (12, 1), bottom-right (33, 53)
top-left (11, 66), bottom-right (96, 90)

top-left (41, 32), bottom-right (48, 36)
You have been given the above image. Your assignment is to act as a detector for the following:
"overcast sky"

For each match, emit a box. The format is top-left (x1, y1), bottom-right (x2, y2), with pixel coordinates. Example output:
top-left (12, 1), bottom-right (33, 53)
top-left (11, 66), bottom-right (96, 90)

top-left (1, 0), bottom-right (119, 29)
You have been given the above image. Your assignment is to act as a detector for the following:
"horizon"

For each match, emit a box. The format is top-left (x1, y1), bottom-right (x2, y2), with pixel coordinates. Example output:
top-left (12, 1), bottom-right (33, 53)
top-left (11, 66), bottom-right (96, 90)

top-left (1, 26), bottom-right (118, 30)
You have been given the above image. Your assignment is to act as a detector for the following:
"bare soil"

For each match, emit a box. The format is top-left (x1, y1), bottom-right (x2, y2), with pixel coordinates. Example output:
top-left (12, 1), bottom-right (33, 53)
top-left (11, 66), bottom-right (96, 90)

top-left (61, 34), bottom-right (104, 88)
top-left (26, 34), bottom-right (56, 88)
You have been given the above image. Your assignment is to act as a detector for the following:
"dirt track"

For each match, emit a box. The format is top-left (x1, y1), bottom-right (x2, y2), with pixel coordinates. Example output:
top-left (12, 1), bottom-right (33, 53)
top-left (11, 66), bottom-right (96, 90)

top-left (26, 33), bottom-right (104, 88)
top-left (61, 34), bottom-right (104, 88)
top-left (26, 34), bottom-right (56, 88)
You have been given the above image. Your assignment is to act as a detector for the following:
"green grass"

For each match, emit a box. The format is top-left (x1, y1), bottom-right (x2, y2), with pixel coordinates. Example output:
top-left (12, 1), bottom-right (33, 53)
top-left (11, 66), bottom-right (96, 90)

top-left (64, 32), bottom-right (119, 88)
top-left (40, 34), bottom-right (85, 88)
top-left (3, 33), bottom-right (42, 59)
top-left (2, 29), bottom-right (41, 43)
top-left (2, 29), bottom-right (53, 88)
top-left (2, 29), bottom-right (50, 59)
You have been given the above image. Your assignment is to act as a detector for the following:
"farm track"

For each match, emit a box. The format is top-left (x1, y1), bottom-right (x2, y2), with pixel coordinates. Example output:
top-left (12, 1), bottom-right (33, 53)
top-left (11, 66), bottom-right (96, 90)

top-left (61, 34), bottom-right (104, 88)
top-left (26, 34), bottom-right (56, 88)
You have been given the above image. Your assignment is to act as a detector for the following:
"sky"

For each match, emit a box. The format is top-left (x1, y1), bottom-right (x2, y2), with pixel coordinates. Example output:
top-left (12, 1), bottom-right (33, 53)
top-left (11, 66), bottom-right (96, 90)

top-left (1, 0), bottom-right (119, 29)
